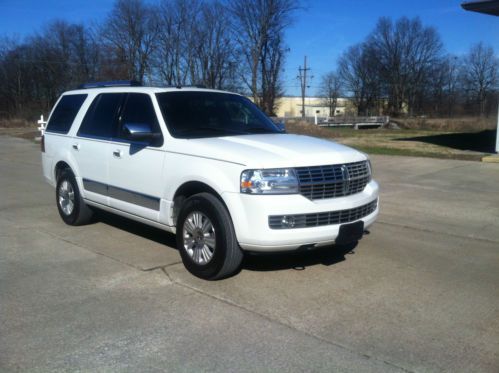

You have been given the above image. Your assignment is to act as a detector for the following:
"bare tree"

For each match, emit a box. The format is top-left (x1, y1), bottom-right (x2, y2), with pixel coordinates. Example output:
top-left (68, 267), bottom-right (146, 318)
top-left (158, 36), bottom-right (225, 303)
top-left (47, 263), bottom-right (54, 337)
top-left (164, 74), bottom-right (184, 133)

top-left (443, 56), bottom-right (461, 116)
top-left (229, 0), bottom-right (299, 114)
top-left (338, 44), bottom-right (381, 115)
top-left (154, 0), bottom-right (202, 86)
top-left (318, 71), bottom-right (342, 117)
top-left (461, 42), bottom-right (498, 116)
top-left (102, 0), bottom-right (160, 82)
top-left (259, 31), bottom-right (287, 114)
top-left (366, 17), bottom-right (443, 116)
top-left (425, 55), bottom-right (461, 116)
top-left (194, 1), bottom-right (240, 89)
top-left (0, 21), bottom-right (100, 117)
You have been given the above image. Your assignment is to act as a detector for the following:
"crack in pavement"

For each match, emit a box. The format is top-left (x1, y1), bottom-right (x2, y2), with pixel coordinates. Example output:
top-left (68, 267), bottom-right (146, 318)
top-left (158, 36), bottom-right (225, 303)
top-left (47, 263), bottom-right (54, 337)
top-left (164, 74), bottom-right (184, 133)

top-left (404, 163), bottom-right (471, 180)
top-left (377, 219), bottom-right (499, 244)
top-left (40, 228), bottom-right (170, 272)
top-left (143, 262), bottom-right (183, 272)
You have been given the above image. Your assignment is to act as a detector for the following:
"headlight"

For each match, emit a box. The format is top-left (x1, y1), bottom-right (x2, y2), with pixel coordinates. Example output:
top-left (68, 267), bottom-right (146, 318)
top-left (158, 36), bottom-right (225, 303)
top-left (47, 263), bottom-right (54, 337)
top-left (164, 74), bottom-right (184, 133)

top-left (241, 168), bottom-right (299, 194)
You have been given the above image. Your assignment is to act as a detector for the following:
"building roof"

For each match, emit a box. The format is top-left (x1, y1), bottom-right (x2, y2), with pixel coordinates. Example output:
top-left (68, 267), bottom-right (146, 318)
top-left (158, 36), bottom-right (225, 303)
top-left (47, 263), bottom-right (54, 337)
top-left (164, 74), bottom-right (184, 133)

top-left (461, 0), bottom-right (499, 15)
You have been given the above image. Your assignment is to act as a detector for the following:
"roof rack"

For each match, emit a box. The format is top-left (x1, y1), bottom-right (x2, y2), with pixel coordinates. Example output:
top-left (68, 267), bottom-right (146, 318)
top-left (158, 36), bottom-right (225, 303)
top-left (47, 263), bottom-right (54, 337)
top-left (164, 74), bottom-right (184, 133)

top-left (158, 84), bottom-right (207, 89)
top-left (78, 80), bottom-right (142, 89)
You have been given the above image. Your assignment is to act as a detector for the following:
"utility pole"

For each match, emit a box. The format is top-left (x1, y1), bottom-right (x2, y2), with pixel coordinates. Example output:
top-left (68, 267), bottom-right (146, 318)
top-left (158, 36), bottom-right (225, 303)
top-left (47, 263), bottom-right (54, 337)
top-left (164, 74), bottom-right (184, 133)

top-left (297, 56), bottom-right (312, 118)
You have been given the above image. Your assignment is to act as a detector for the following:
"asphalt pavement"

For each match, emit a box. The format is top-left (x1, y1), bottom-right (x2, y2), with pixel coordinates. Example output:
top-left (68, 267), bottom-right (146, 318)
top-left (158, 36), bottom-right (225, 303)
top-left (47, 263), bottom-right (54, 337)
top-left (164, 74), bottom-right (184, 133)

top-left (1, 136), bottom-right (498, 372)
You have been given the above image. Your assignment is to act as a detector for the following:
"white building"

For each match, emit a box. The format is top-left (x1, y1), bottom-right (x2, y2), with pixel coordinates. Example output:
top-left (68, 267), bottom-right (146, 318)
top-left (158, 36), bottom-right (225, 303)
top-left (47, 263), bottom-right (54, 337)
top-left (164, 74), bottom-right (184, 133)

top-left (274, 96), bottom-right (353, 118)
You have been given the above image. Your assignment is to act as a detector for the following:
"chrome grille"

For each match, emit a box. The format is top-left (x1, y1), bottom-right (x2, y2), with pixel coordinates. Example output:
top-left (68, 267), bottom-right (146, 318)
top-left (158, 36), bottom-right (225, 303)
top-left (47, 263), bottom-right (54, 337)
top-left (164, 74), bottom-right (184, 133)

top-left (296, 161), bottom-right (370, 200)
top-left (269, 199), bottom-right (378, 229)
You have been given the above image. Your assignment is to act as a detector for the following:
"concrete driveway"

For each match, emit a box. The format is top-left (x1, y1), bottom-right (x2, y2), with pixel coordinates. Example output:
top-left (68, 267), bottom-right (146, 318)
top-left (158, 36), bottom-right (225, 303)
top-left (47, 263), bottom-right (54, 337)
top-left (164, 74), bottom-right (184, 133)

top-left (1, 136), bottom-right (498, 372)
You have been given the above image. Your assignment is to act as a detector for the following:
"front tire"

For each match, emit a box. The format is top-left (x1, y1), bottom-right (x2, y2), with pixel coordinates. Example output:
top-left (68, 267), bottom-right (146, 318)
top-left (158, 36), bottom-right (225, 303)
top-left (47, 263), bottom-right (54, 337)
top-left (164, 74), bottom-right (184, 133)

top-left (56, 169), bottom-right (93, 226)
top-left (176, 193), bottom-right (243, 280)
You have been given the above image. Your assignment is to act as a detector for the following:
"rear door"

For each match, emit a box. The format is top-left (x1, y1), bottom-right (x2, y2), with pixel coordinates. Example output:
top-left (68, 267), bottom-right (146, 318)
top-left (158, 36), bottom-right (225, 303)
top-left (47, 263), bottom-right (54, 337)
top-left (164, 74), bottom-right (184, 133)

top-left (42, 94), bottom-right (88, 183)
top-left (107, 93), bottom-right (166, 222)
top-left (73, 93), bottom-right (125, 206)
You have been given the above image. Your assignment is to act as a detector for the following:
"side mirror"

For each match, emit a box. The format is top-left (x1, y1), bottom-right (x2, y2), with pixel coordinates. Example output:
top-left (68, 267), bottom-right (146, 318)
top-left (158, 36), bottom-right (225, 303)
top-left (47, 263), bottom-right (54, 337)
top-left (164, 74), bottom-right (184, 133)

top-left (123, 123), bottom-right (160, 142)
top-left (276, 122), bottom-right (286, 133)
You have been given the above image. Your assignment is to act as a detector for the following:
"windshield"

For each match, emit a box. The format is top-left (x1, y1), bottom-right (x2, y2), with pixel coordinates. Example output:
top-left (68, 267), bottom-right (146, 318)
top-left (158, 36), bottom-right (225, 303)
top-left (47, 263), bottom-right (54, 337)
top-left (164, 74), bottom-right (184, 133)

top-left (156, 91), bottom-right (281, 138)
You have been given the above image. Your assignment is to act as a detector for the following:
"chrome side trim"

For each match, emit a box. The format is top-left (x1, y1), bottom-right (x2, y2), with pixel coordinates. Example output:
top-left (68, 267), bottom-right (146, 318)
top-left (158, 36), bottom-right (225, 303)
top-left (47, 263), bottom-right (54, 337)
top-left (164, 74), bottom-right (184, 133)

top-left (108, 185), bottom-right (160, 210)
top-left (83, 178), bottom-right (108, 195)
top-left (82, 178), bottom-right (160, 211)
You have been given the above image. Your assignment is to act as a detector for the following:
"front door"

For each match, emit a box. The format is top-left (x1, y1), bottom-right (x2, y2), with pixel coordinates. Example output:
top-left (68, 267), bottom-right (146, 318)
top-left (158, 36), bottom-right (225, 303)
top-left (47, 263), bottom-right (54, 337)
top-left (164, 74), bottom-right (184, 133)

top-left (107, 93), bottom-right (166, 222)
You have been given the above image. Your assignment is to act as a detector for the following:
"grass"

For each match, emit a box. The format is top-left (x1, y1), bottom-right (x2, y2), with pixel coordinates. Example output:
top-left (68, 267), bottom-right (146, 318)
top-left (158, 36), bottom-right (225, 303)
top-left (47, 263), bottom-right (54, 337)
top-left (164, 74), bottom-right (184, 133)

top-left (350, 145), bottom-right (485, 161)
top-left (284, 120), bottom-right (497, 161)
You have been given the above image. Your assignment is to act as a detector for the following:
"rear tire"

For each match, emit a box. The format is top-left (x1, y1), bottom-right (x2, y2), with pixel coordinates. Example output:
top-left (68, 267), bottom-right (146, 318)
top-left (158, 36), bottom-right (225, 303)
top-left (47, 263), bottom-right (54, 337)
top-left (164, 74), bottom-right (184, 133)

top-left (56, 169), bottom-right (93, 226)
top-left (176, 193), bottom-right (243, 280)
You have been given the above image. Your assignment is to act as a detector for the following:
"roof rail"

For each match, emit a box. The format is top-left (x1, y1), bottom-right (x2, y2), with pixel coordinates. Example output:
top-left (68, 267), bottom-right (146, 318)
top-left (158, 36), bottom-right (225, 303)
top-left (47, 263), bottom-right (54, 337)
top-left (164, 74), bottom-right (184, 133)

top-left (78, 80), bottom-right (142, 89)
top-left (157, 85), bottom-right (208, 89)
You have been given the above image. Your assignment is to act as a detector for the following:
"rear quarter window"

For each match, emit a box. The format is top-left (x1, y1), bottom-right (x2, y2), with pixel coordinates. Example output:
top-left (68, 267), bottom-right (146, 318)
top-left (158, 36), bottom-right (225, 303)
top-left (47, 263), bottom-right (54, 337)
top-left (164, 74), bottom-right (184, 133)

top-left (46, 94), bottom-right (88, 134)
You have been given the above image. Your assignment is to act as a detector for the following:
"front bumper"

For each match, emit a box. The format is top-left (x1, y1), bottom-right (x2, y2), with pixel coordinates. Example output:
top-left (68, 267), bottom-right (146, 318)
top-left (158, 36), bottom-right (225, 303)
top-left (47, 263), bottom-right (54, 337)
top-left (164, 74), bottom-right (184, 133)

top-left (222, 180), bottom-right (379, 252)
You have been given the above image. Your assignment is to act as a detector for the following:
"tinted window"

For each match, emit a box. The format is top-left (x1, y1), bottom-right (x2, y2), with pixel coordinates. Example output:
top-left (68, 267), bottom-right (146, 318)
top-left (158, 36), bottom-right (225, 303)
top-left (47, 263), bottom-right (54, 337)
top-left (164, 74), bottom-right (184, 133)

top-left (78, 93), bottom-right (125, 139)
top-left (156, 92), bottom-right (280, 138)
top-left (46, 94), bottom-right (87, 134)
top-left (117, 93), bottom-right (162, 146)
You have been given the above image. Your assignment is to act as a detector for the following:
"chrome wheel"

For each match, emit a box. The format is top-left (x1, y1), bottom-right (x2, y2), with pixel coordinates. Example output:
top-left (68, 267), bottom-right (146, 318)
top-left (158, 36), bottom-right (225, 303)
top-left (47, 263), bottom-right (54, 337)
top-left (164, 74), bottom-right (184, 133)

top-left (183, 211), bottom-right (216, 265)
top-left (58, 180), bottom-right (75, 216)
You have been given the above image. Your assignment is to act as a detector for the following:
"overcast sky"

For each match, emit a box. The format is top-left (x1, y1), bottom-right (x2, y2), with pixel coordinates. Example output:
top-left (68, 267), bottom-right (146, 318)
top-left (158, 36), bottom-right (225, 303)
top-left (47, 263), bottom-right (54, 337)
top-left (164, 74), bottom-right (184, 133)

top-left (1, 0), bottom-right (497, 96)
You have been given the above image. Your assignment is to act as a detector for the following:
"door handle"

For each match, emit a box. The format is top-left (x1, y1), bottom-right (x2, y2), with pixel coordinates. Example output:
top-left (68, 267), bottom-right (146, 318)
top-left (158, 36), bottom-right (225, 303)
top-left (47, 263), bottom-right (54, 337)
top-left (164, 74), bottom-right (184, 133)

top-left (72, 143), bottom-right (80, 150)
top-left (113, 149), bottom-right (122, 158)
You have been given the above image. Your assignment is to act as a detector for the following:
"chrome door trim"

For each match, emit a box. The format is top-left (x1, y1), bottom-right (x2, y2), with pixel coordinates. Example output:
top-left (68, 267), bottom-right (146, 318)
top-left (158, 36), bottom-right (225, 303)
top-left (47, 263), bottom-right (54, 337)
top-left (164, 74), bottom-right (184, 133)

top-left (82, 178), bottom-right (160, 211)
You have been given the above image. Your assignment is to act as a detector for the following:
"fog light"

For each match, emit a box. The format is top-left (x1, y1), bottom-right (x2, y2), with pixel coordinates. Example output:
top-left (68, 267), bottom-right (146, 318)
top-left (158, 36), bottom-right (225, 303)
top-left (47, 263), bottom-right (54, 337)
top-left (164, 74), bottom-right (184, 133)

top-left (281, 215), bottom-right (296, 228)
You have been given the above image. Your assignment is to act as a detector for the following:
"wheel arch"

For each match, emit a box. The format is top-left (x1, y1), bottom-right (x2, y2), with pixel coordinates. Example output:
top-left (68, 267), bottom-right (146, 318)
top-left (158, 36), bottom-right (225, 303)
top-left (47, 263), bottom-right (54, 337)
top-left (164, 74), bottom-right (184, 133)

top-left (54, 160), bottom-right (72, 181)
top-left (172, 180), bottom-right (230, 226)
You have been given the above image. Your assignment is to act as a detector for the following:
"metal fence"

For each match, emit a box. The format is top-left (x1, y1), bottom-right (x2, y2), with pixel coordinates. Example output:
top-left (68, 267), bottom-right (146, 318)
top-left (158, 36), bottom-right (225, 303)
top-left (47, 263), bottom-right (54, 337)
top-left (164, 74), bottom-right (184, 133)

top-left (318, 116), bottom-right (390, 128)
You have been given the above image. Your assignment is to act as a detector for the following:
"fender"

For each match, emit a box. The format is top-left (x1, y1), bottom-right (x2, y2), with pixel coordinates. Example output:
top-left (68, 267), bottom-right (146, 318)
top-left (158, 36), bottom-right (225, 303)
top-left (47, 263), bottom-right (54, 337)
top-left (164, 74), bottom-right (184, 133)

top-left (160, 155), bottom-right (243, 225)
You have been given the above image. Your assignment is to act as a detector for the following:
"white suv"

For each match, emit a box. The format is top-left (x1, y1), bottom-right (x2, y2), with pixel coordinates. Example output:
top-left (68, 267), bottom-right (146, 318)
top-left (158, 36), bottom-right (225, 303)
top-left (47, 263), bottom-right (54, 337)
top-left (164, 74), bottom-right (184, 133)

top-left (41, 81), bottom-right (379, 279)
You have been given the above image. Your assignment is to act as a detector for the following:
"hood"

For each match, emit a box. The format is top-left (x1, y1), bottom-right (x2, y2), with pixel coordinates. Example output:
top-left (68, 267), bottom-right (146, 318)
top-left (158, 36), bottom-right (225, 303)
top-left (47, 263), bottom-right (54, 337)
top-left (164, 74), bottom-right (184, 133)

top-left (169, 133), bottom-right (367, 168)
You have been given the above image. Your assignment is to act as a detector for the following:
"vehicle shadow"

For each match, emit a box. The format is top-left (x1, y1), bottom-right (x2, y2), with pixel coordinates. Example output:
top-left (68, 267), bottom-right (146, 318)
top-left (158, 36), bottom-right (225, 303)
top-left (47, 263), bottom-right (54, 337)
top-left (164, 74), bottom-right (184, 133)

top-left (242, 242), bottom-right (358, 272)
top-left (92, 209), bottom-right (360, 273)
top-left (395, 129), bottom-right (496, 153)
top-left (93, 209), bottom-right (177, 248)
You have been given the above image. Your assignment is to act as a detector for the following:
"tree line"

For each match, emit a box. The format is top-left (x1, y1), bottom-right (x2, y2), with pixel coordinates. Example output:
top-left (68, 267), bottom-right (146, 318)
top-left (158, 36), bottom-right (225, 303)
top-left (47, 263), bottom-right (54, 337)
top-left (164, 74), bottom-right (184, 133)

top-left (0, 0), bottom-right (298, 119)
top-left (1, 2), bottom-right (497, 120)
top-left (319, 17), bottom-right (498, 118)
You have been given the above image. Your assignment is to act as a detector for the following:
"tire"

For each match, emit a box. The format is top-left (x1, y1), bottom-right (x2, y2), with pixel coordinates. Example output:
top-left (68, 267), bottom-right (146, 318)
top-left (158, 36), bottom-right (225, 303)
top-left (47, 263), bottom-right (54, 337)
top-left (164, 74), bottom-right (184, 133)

top-left (176, 192), bottom-right (243, 280)
top-left (56, 169), bottom-right (93, 226)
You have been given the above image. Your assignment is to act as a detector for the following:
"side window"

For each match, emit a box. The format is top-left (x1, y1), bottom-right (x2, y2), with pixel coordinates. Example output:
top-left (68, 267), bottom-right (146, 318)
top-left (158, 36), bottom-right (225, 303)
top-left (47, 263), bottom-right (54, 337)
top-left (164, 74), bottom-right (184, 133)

top-left (46, 94), bottom-right (87, 134)
top-left (117, 93), bottom-right (163, 146)
top-left (78, 93), bottom-right (125, 139)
